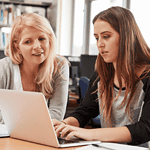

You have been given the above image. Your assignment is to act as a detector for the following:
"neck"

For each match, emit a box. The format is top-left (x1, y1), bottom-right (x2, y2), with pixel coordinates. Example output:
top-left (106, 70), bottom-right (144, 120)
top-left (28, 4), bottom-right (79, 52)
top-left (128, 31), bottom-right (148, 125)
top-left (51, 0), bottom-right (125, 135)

top-left (114, 72), bottom-right (125, 88)
top-left (19, 62), bottom-right (39, 78)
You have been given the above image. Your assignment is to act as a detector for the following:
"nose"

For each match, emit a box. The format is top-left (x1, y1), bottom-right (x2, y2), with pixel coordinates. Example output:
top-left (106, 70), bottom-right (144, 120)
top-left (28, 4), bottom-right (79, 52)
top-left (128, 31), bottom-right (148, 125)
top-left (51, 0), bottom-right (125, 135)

top-left (33, 39), bottom-right (41, 50)
top-left (97, 38), bottom-right (104, 48)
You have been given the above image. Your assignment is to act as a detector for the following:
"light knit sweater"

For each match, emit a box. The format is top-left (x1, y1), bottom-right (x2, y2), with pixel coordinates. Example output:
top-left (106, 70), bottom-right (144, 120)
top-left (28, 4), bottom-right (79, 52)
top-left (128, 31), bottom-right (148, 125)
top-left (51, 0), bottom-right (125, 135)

top-left (0, 56), bottom-right (69, 123)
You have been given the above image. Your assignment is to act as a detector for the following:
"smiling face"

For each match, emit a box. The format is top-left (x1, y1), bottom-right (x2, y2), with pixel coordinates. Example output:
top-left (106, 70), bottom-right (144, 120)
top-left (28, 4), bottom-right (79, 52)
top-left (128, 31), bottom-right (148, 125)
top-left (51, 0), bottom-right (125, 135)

top-left (17, 27), bottom-right (50, 67)
top-left (94, 20), bottom-right (120, 68)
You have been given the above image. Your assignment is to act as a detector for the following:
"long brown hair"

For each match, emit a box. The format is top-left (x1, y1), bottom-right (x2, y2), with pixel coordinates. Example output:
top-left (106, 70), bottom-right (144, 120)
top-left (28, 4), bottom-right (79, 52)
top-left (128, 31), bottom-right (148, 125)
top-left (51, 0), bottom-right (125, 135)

top-left (93, 6), bottom-right (150, 125)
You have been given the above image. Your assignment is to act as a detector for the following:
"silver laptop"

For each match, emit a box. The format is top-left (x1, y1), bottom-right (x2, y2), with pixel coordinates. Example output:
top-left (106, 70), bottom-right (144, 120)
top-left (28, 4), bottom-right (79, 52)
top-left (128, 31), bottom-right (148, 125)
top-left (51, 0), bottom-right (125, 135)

top-left (0, 89), bottom-right (100, 147)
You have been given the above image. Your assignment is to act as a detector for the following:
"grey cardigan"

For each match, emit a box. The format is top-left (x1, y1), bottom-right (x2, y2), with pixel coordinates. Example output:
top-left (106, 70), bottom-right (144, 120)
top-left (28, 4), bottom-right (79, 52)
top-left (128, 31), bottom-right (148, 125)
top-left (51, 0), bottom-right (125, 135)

top-left (0, 56), bottom-right (69, 123)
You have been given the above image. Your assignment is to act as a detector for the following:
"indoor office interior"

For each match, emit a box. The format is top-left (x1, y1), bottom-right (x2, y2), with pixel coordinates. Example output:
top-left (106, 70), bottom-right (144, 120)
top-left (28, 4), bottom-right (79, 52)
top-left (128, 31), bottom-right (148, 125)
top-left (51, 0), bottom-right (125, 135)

top-left (0, 0), bottom-right (150, 117)
top-left (0, 0), bottom-right (150, 122)
top-left (0, 0), bottom-right (150, 148)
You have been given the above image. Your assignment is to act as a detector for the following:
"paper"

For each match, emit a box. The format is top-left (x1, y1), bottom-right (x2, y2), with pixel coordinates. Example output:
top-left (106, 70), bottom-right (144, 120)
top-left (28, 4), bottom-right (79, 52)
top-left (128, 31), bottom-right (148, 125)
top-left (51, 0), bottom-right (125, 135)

top-left (0, 124), bottom-right (9, 137)
top-left (75, 145), bottom-right (105, 150)
top-left (75, 143), bottom-right (149, 150)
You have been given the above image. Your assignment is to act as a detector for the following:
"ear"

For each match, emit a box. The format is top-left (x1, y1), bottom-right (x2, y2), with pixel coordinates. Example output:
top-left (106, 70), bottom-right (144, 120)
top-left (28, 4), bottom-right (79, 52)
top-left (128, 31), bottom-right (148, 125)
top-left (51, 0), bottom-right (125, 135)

top-left (14, 42), bottom-right (21, 54)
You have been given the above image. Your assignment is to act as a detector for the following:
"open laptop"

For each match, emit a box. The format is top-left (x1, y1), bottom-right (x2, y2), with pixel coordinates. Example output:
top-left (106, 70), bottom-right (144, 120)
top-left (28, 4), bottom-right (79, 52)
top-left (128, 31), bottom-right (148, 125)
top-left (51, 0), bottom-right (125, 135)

top-left (0, 89), bottom-right (100, 147)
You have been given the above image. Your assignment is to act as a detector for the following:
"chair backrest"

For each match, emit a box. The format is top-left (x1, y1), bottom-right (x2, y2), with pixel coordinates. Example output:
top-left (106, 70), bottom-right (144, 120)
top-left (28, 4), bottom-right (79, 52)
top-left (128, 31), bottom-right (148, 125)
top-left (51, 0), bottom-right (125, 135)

top-left (79, 76), bottom-right (90, 99)
top-left (79, 76), bottom-right (101, 128)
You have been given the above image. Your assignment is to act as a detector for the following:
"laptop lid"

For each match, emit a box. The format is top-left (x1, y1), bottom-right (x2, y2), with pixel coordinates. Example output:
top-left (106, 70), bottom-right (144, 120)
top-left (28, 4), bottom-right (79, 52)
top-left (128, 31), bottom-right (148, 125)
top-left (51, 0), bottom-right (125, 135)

top-left (0, 89), bottom-right (100, 147)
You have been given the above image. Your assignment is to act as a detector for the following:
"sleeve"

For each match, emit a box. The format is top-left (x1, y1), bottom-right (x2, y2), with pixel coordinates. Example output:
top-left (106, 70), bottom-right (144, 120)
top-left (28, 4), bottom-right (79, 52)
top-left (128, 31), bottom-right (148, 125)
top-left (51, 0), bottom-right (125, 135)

top-left (47, 61), bottom-right (69, 121)
top-left (0, 58), bottom-right (9, 89)
top-left (69, 71), bottom-right (100, 127)
top-left (0, 58), bottom-right (11, 124)
top-left (126, 77), bottom-right (150, 145)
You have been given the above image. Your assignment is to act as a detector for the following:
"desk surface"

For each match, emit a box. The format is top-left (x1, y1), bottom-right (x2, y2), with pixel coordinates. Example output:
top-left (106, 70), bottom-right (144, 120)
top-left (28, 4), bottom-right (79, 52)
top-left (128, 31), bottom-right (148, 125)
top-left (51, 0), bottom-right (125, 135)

top-left (0, 137), bottom-right (81, 150)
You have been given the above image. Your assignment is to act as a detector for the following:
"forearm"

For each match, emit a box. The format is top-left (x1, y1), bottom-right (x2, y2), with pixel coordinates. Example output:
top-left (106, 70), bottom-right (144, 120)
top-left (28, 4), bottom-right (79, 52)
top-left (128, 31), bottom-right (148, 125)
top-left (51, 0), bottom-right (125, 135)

top-left (63, 117), bottom-right (80, 127)
top-left (92, 126), bottom-right (132, 143)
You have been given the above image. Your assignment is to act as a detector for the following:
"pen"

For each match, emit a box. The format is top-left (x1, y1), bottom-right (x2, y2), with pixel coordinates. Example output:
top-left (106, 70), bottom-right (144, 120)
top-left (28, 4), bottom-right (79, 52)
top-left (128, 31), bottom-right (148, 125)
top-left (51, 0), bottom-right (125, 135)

top-left (92, 144), bottom-right (115, 150)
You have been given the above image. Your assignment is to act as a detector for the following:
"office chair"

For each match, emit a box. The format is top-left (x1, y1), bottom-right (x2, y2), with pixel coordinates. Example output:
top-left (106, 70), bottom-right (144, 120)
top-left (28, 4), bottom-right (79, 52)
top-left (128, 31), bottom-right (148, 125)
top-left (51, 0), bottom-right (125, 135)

top-left (79, 76), bottom-right (101, 128)
top-left (79, 76), bottom-right (90, 100)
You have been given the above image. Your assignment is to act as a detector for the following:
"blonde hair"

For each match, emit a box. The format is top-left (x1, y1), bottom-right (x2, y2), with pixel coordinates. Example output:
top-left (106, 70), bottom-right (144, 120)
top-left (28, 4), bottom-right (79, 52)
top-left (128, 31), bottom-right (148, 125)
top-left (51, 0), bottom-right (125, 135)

top-left (5, 13), bottom-right (66, 99)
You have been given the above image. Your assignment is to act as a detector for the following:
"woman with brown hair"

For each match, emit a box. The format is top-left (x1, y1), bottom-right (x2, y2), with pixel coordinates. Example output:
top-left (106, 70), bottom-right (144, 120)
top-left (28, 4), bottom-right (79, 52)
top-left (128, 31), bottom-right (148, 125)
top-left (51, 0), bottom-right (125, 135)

top-left (53, 6), bottom-right (150, 147)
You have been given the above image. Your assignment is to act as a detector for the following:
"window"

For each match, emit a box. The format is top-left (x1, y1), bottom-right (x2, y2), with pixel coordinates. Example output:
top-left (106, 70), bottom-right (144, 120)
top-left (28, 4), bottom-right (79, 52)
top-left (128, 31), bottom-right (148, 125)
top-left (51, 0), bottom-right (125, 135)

top-left (72, 0), bottom-right (84, 56)
top-left (130, 0), bottom-right (150, 47)
top-left (89, 0), bottom-right (123, 55)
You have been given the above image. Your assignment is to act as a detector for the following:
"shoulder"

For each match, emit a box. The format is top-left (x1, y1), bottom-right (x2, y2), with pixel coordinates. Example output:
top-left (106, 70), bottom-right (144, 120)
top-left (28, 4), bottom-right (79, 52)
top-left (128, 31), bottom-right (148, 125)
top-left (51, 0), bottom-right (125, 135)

top-left (53, 55), bottom-right (69, 80)
top-left (55, 54), bottom-right (69, 69)
top-left (0, 57), bottom-right (18, 73)
top-left (55, 54), bottom-right (68, 63)
top-left (0, 57), bottom-right (13, 69)
top-left (141, 71), bottom-right (150, 103)
top-left (142, 71), bottom-right (150, 91)
top-left (0, 57), bottom-right (14, 81)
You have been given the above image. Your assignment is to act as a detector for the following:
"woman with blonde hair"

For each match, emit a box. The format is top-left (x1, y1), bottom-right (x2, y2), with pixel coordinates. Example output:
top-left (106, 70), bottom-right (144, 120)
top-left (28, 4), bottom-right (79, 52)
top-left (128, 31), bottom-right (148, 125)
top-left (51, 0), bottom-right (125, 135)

top-left (53, 6), bottom-right (150, 148)
top-left (0, 13), bottom-right (69, 123)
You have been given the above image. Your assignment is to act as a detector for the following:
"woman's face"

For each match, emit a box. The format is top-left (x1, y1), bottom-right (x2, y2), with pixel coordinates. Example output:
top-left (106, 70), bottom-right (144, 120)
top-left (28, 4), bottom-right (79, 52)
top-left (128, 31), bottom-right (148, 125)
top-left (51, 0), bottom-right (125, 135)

top-left (18, 27), bottom-right (50, 67)
top-left (94, 19), bottom-right (120, 68)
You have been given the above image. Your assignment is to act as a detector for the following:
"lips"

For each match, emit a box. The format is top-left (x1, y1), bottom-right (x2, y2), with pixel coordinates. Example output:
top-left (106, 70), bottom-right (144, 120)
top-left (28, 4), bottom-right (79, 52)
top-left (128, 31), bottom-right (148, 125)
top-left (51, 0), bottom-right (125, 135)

top-left (101, 51), bottom-right (108, 55)
top-left (32, 49), bottom-right (44, 56)
top-left (33, 52), bottom-right (44, 56)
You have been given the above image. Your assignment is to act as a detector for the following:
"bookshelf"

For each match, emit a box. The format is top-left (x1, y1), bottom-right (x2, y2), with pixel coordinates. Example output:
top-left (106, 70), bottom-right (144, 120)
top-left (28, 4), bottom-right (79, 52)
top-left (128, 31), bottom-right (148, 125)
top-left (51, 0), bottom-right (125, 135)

top-left (0, 1), bottom-right (52, 18)
top-left (0, 0), bottom-right (52, 55)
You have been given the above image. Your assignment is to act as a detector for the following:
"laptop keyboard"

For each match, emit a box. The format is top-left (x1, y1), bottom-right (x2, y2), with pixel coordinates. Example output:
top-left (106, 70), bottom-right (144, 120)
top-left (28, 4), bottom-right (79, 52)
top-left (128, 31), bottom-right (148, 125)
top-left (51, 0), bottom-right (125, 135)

top-left (58, 137), bottom-right (84, 144)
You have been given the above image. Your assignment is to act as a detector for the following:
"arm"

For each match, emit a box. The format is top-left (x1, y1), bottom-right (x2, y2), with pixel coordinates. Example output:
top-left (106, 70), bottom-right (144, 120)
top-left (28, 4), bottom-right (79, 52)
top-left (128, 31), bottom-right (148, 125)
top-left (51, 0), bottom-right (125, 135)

top-left (60, 125), bottom-right (131, 142)
top-left (53, 117), bottom-right (80, 127)
top-left (68, 71), bottom-right (100, 127)
top-left (48, 61), bottom-right (69, 121)
top-left (54, 71), bottom-right (100, 126)
top-left (126, 77), bottom-right (150, 145)
top-left (54, 116), bottom-right (131, 142)
top-left (54, 71), bottom-right (132, 142)
top-left (53, 71), bottom-right (100, 136)
top-left (0, 58), bottom-right (10, 89)
top-left (0, 57), bottom-right (11, 124)
top-left (62, 116), bottom-right (80, 127)
top-left (53, 116), bottom-right (80, 137)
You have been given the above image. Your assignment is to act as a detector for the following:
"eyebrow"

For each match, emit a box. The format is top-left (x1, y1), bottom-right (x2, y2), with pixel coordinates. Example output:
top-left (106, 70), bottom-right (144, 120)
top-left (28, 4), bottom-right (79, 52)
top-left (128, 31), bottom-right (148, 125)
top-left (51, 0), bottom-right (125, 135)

top-left (23, 35), bottom-right (47, 40)
top-left (94, 31), bottom-right (111, 36)
top-left (23, 38), bottom-right (31, 41)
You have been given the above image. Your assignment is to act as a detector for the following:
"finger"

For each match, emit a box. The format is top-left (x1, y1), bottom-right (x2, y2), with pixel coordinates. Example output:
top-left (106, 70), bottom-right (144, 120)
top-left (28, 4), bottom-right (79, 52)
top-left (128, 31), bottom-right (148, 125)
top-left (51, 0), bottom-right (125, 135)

top-left (54, 125), bottom-right (59, 130)
top-left (66, 129), bottom-right (87, 141)
top-left (65, 131), bottom-right (77, 140)
top-left (54, 121), bottom-right (66, 130)
top-left (61, 126), bottom-right (72, 137)
top-left (55, 129), bottom-right (60, 137)
top-left (55, 124), bottom-right (66, 137)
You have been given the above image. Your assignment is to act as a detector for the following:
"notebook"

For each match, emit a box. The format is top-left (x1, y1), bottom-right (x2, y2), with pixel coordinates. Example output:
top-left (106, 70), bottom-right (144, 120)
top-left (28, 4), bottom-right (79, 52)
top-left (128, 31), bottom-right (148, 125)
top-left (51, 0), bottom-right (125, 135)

top-left (0, 89), bottom-right (100, 147)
